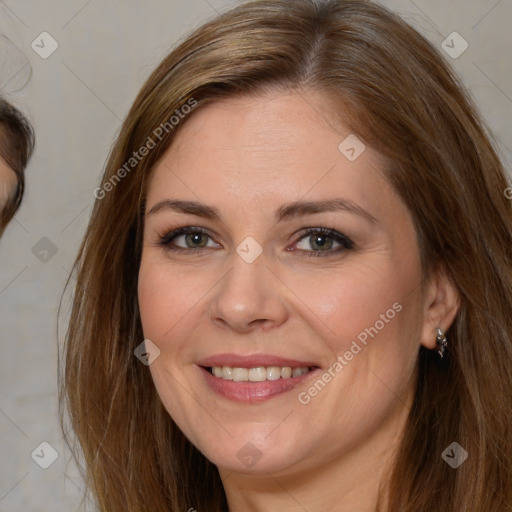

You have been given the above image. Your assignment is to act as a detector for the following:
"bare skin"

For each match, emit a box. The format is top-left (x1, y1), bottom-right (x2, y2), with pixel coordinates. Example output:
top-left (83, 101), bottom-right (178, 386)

top-left (0, 155), bottom-right (16, 216)
top-left (138, 90), bottom-right (459, 512)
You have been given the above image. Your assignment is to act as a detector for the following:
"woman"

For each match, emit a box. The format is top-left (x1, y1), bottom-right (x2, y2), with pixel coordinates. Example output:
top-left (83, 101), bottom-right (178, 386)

top-left (0, 97), bottom-right (34, 236)
top-left (60, 0), bottom-right (512, 511)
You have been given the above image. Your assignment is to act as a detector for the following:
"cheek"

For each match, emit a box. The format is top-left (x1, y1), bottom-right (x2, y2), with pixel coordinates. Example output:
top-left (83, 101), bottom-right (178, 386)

top-left (138, 263), bottom-right (173, 341)
top-left (288, 259), bottom-right (418, 354)
top-left (138, 250), bottom-right (422, 364)
top-left (287, 265), bottom-right (422, 442)
top-left (137, 258), bottom-right (212, 443)
top-left (138, 257), bottom-right (209, 342)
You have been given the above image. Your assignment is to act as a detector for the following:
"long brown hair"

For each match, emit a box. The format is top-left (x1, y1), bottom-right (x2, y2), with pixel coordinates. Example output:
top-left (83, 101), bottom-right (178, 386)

top-left (60, 1), bottom-right (512, 510)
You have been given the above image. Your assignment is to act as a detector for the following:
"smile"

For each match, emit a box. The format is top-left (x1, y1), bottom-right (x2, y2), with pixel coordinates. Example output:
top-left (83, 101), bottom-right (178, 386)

top-left (208, 365), bottom-right (313, 381)
top-left (197, 356), bottom-right (321, 402)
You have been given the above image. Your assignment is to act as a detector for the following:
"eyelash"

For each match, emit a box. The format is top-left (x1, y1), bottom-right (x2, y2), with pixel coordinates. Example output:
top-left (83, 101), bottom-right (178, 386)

top-left (157, 225), bottom-right (355, 258)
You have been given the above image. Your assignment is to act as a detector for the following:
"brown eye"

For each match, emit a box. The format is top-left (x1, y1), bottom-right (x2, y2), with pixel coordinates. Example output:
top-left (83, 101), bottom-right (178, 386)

top-left (159, 227), bottom-right (220, 252)
top-left (181, 232), bottom-right (209, 248)
top-left (293, 228), bottom-right (354, 257)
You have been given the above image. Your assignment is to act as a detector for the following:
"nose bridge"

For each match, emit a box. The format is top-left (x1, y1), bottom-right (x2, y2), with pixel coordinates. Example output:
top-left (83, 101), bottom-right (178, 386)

top-left (209, 242), bottom-right (287, 331)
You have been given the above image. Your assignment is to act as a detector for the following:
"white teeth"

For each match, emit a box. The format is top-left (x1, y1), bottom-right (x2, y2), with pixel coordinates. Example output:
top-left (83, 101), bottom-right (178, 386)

top-left (221, 366), bottom-right (233, 380)
top-left (210, 365), bottom-right (312, 381)
top-left (248, 367), bottom-right (267, 382)
top-left (232, 368), bottom-right (249, 382)
top-left (267, 366), bottom-right (281, 380)
top-left (281, 367), bottom-right (292, 379)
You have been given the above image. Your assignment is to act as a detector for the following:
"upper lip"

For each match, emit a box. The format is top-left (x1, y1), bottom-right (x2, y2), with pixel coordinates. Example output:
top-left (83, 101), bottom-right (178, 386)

top-left (196, 353), bottom-right (319, 368)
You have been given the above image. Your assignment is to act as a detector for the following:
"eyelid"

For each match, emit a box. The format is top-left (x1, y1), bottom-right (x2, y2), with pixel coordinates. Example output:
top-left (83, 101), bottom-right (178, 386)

top-left (157, 225), bottom-right (220, 248)
top-left (291, 227), bottom-right (355, 253)
top-left (156, 225), bottom-right (354, 255)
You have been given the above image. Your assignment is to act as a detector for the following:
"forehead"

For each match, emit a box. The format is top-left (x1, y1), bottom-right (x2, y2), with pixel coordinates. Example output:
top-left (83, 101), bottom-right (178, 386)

top-left (147, 91), bottom-right (390, 209)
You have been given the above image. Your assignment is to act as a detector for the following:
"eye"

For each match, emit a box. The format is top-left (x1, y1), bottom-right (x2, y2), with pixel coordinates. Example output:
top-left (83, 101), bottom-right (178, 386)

top-left (292, 227), bottom-right (354, 257)
top-left (156, 225), bottom-right (354, 257)
top-left (158, 226), bottom-right (220, 252)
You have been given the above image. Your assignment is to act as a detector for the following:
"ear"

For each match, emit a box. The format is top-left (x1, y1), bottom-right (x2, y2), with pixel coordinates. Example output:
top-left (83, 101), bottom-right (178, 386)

top-left (420, 262), bottom-right (461, 349)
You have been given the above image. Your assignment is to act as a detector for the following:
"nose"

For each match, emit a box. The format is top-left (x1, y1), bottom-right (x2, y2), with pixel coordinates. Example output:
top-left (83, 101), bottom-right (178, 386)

top-left (208, 250), bottom-right (289, 334)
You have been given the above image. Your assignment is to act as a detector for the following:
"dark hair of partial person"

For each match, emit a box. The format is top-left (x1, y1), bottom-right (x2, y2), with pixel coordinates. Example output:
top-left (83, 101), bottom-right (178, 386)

top-left (59, 0), bottom-right (512, 511)
top-left (0, 97), bottom-right (34, 233)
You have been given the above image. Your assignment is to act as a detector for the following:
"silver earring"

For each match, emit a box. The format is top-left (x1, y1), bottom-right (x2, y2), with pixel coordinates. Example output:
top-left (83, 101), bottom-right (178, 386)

top-left (436, 327), bottom-right (448, 358)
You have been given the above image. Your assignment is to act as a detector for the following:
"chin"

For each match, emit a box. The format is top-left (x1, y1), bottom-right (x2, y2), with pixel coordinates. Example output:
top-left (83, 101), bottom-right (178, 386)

top-left (208, 442), bottom-right (304, 475)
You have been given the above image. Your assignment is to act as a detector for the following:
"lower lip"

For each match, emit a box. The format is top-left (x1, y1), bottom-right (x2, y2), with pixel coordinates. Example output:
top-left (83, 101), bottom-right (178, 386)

top-left (199, 366), bottom-right (320, 403)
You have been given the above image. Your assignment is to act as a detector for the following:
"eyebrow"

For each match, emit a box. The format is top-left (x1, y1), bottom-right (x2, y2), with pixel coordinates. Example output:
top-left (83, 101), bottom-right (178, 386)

top-left (147, 198), bottom-right (377, 224)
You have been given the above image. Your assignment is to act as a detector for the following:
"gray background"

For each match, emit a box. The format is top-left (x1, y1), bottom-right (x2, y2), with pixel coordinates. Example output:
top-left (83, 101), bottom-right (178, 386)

top-left (0, 0), bottom-right (510, 510)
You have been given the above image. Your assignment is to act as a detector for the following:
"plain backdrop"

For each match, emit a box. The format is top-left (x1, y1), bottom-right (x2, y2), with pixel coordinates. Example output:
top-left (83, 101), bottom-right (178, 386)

top-left (0, 0), bottom-right (510, 510)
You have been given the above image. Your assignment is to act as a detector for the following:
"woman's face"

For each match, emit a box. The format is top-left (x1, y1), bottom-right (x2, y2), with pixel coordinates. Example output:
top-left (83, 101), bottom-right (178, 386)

top-left (0, 156), bottom-right (16, 214)
top-left (138, 90), bottom-right (432, 476)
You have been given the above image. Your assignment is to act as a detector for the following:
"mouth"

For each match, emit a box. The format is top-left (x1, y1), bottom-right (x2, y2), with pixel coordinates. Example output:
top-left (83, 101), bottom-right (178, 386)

top-left (206, 365), bottom-right (317, 381)
top-left (196, 355), bottom-right (322, 403)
